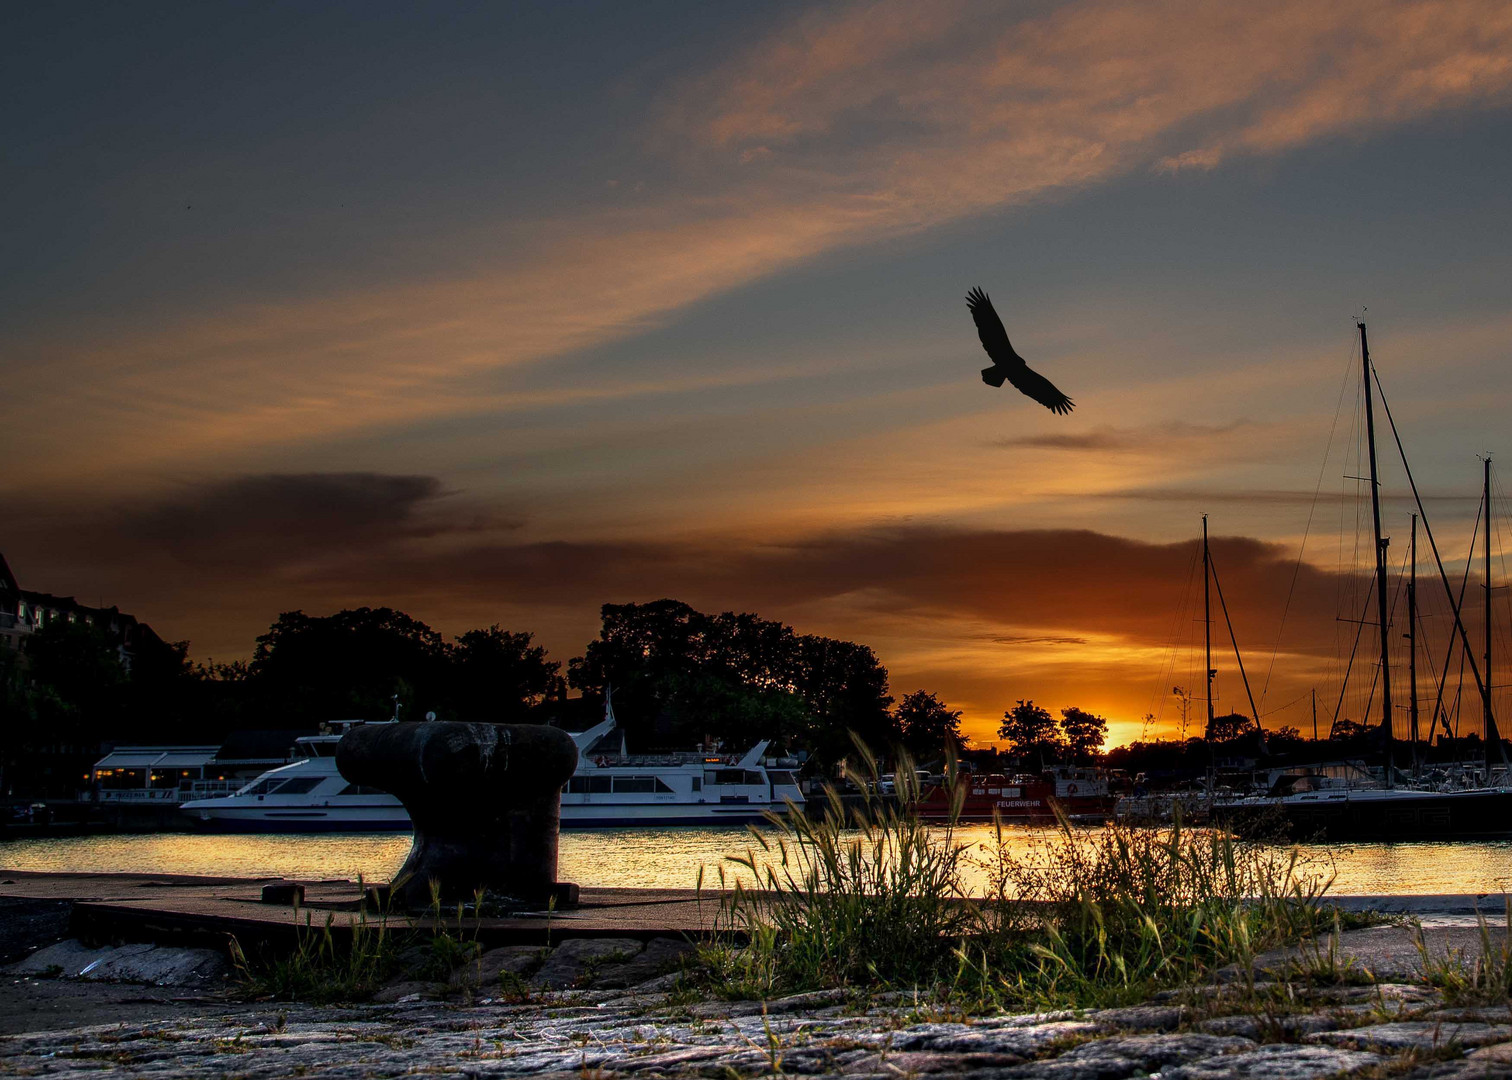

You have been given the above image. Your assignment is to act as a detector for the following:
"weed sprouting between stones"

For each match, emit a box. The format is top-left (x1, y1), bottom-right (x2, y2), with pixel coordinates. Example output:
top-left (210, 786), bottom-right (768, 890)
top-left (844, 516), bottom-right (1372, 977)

top-left (1416, 899), bottom-right (1512, 1004)
top-left (230, 874), bottom-right (485, 1002)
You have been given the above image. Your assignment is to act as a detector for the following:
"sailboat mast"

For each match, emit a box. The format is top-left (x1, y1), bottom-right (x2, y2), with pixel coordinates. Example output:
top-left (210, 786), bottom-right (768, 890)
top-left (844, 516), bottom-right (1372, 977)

top-left (1409, 513), bottom-right (1419, 769)
top-left (1359, 322), bottom-right (1394, 786)
top-left (1486, 456), bottom-right (1494, 775)
top-left (1203, 514), bottom-right (1215, 736)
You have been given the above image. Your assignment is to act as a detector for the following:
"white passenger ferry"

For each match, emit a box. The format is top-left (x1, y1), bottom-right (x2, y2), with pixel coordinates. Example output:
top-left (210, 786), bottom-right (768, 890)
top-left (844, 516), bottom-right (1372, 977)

top-left (179, 699), bottom-right (802, 832)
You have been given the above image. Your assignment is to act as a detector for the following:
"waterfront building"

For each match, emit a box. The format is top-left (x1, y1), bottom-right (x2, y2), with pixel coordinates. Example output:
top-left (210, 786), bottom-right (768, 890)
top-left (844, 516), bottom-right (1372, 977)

top-left (0, 552), bottom-right (163, 671)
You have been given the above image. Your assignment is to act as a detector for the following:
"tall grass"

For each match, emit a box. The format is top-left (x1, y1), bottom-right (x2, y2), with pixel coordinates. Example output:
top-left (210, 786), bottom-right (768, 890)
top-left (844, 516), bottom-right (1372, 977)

top-left (719, 742), bottom-right (974, 989)
top-left (702, 747), bottom-right (1338, 1008)
top-left (1416, 900), bottom-right (1512, 1003)
top-left (970, 816), bottom-right (1336, 1007)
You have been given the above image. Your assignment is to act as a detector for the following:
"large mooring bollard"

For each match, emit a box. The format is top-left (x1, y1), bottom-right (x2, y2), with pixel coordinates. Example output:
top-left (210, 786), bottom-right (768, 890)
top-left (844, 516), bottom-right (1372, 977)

top-left (336, 721), bottom-right (578, 910)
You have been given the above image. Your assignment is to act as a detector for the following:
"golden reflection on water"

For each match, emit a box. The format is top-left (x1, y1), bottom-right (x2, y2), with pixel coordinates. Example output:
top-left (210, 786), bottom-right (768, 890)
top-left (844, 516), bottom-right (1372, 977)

top-left (3, 826), bottom-right (1512, 896)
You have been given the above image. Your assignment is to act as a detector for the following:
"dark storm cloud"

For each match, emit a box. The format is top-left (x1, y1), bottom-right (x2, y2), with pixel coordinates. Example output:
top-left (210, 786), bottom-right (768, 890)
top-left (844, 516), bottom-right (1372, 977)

top-left (122, 473), bottom-right (442, 567)
top-left (9, 473), bottom-right (522, 580)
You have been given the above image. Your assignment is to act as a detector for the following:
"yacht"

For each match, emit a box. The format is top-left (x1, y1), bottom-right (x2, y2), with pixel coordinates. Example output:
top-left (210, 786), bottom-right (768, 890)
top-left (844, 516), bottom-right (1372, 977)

top-left (1212, 765), bottom-right (1512, 841)
top-left (179, 701), bottom-right (803, 832)
top-left (561, 709), bottom-right (802, 826)
top-left (179, 721), bottom-right (408, 832)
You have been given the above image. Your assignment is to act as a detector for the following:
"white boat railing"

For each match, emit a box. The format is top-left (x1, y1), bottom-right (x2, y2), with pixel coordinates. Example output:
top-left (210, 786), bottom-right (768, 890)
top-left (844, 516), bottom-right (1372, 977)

top-left (94, 788), bottom-right (181, 802)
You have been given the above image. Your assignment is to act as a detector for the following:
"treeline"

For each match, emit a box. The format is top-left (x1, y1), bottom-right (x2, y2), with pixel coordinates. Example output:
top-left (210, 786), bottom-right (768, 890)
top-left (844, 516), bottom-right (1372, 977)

top-left (1, 599), bottom-right (986, 793)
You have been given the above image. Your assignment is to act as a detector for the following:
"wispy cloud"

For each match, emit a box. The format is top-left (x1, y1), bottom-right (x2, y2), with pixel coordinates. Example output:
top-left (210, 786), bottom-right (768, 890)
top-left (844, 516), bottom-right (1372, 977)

top-left (992, 420), bottom-right (1252, 452)
top-left (7, 0), bottom-right (1510, 485)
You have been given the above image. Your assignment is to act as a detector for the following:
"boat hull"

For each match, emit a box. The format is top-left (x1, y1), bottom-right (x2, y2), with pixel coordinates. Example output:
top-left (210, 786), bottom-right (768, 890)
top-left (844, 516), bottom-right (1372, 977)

top-left (916, 771), bottom-right (1117, 824)
top-left (183, 803), bottom-right (413, 833)
top-left (1219, 788), bottom-right (1512, 841)
top-left (184, 799), bottom-right (792, 833)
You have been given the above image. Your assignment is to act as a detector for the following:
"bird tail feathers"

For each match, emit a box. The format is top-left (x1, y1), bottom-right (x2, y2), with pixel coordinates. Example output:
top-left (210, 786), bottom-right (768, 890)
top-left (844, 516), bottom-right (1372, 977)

top-left (980, 366), bottom-right (1006, 388)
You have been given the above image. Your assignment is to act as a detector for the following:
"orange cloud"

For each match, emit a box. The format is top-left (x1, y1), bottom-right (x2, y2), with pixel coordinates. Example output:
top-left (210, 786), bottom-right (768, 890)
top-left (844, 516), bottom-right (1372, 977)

top-left (10, 473), bottom-right (1454, 745)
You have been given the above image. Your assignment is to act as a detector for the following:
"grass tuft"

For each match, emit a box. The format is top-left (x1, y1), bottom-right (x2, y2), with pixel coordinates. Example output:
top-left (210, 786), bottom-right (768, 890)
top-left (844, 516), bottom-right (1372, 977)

top-left (1415, 899), bottom-right (1512, 1004)
top-left (690, 742), bottom-right (1340, 1011)
top-left (231, 873), bottom-right (483, 1002)
top-left (715, 741), bottom-right (975, 991)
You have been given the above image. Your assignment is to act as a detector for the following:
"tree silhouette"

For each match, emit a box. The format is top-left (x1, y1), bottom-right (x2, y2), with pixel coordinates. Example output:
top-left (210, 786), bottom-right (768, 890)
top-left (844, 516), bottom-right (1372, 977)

top-left (999, 699), bottom-right (1062, 769)
top-left (570, 599), bottom-right (896, 759)
top-left (450, 626), bottom-right (559, 723)
top-left (250, 607), bottom-right (448, 725)
top-left (1205, 712), bottom-right (1254, 744)
top-left (1059, 706), bottom-right (1108, 762)
top-left (896, 689), bottom-right (965, 759)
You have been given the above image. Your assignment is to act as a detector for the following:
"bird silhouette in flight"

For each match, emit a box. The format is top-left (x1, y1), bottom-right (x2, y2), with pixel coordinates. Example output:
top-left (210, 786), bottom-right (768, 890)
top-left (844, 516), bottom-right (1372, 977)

top-left (965, 286), bottom-right (1074, 415)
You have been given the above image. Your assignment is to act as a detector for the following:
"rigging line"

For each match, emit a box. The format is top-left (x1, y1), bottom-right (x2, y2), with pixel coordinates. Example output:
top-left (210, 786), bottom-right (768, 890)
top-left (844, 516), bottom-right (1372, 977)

top-left (1332, 587), bottom-right (1375, 728)
top-left (1493, 472), bottom-right (1512, 675)
top-left (1371, 364), bottom-right (1504, 762)
top-left (1452, 643), bottom-right (1467, 741)
top-left (1361, 639), bottom-right (1381, 728)
top-left (1259, 335), bottom-right (1359, 707)
top-left (1428, 470), bottom-right (1482, 741)
top-left (1149, 538), bottom-right (1202, 724)
top-left (1259, 689), bottom-right (1310, 719)
top-left (1207, 551), bottom-right (1262, 727)
top-left (1382, 538), bottom-right (1414, 738)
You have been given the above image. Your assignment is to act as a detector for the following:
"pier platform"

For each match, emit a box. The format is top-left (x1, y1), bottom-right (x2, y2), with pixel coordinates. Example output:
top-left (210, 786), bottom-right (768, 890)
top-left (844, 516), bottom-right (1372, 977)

top-left (4, 869), bottom-right (1509, 956)
top-left (0, 870), bottom-right (720, 952)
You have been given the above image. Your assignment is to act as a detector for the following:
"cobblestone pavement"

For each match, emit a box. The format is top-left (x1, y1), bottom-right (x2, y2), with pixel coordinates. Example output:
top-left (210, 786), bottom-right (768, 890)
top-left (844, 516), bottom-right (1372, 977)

top-left (5, 978), bottom-right (1512, 1079)
top-left (8, 932), bottom-right (1512, 1078)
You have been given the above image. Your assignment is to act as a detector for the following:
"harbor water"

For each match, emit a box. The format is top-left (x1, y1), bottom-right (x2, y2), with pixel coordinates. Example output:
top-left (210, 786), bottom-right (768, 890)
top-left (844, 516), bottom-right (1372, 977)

top-left (5, 826), bottom-right (1512, 897)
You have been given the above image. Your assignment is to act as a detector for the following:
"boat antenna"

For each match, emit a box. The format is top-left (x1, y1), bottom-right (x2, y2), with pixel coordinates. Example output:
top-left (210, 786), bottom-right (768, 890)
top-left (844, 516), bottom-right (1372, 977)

top-left (1359, 322), bottom-right (1394, 787)
top-left (1206, 544), bottom-right (1264, 747)
top-left (1203, 514), bottom-right (1216, 737)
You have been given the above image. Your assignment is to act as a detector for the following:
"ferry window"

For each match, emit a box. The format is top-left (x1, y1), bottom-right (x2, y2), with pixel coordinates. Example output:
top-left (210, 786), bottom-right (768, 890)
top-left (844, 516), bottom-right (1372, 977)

top-left (337, 784), bottom-right (386, 796)
top-left (568, 777), bottom-right (612, 793)
top-left (244, 779), bottom-right (286, 795)
top-left (744, 770), bottom-right (765, 785)
top-left (275, 777), bottom-right (323, 795)
top-left (612, 776), bottom-right (657, 793)
top-left (691, 778), bottom-right (701, 792)
top-left (708, 769), bottom-right (746, 785)
top-left (767, 771), bottom-right (795, 785)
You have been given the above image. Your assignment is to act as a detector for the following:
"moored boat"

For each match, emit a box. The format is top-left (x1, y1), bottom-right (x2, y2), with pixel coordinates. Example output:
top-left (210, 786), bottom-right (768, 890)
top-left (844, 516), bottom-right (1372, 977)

top-left (179, 698), bottom-right (802, 832)
top-left (915, 765), bottom-right (1116, 824)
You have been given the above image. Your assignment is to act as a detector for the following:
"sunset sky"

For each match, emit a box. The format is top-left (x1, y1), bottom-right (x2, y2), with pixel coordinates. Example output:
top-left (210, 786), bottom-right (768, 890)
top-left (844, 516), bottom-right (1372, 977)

top-left (6, 1), bottom-right (1512, 747)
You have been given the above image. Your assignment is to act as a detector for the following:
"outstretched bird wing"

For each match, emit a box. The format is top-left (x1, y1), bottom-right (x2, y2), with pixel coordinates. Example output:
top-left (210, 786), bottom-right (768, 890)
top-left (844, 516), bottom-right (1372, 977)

top-left (1002, 363), bottom-right (1075, 415)
top-left (965, 286), bottom-right (1075, 415)
top-left (965, 286), bottom-right (1016, 361)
